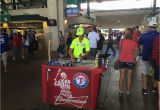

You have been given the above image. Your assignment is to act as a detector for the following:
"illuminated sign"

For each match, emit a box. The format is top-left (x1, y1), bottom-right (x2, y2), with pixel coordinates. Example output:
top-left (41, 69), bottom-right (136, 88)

top-left (65, 7), bottom-right (79, 17)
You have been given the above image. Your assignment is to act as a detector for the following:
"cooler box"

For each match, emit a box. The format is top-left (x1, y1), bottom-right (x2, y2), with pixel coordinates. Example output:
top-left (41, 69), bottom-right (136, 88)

top-left (42, 64), bottom-right (105, 110)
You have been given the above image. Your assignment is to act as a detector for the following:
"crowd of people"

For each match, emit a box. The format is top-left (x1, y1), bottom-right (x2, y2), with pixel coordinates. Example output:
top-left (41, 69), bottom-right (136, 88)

top-left (1, 20), bottom-right (159, 109)
top-left (57, 21), bottom-right (159, 109)
top-left (57, 27), bottom-right (115, 59)
top-left (118, 21), bottom-right (159, 108)
top-left (0, 29), bottom-right (40, 72)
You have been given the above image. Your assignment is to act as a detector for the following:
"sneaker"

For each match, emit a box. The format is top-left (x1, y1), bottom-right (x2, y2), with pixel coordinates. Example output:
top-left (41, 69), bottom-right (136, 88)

top-left (142, 89), bottom-right (148, 95)
top-left (12, 57), bottom-right (15, 61)
top-left (151, 88), bottom-right (157, 95)
top-left (119, 91), bottom-right (124, 97)
top-left (125, 92), bottom-right (131, 98)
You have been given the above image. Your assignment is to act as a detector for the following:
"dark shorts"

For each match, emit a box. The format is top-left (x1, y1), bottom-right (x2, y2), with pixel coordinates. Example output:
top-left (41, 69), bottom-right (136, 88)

top-left (154, 66), bottom-right (160, 81)
top-left (57, 45), bottom-right (65, 54)
top-left (90, 48), bottom-right (97, 59)
top-left (119, 62), bottom-right (135, 70)
top-left (23, 45), bottom-right (29, 48)
top-left (13, 47), bottom-right (22, 55)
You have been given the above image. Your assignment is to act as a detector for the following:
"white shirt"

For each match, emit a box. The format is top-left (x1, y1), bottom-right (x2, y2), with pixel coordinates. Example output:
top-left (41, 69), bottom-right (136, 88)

top-left (88, 31), bottom-right (100, 48)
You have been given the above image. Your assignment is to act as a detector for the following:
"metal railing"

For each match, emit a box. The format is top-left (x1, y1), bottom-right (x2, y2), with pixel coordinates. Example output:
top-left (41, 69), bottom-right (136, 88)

top-left (1, 0), bottom-right (9, 13)
top-left (6, 0), bottom-right (47, 10)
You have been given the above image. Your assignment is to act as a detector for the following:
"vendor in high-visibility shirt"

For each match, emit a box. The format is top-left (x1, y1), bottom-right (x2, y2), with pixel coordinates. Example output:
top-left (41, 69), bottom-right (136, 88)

top-left (69, 27), bottom-right (90, 63)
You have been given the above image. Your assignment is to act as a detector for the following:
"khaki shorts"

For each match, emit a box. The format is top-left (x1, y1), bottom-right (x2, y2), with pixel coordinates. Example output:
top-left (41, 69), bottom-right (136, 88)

top-left (140, 60), bottom-right (149, 75)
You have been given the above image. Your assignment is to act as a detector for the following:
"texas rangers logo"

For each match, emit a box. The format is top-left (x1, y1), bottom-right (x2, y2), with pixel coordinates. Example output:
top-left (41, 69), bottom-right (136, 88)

top-left (73, 72), bottom-right (89, 88)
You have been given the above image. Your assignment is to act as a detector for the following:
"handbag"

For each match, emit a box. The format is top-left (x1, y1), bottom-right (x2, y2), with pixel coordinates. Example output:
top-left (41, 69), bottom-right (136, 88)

top-left (148, 59), bottom-right (155, 77)
top-left (148, 65), bottom-right (154, 77)
top-left (114, 59), bottom-right (120, 70)
top-left (114, 39), bottom-right (124, 70)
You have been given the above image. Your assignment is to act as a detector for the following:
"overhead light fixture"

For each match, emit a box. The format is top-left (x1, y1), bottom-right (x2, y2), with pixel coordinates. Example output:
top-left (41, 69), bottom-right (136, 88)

top-left (64, 20), bottom-right (68, 24)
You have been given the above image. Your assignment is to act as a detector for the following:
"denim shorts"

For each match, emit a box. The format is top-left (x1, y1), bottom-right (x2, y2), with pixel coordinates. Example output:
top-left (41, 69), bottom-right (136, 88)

top-left (119, 62), bottom-right (135, 69)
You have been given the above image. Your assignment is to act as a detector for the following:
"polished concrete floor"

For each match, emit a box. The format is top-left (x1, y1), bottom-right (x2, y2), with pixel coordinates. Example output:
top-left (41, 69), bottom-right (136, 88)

top-left (1, 46), bottom-right (158, 110)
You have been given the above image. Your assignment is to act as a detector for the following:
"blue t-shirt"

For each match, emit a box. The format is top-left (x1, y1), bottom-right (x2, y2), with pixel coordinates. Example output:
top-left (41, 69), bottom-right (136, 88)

top-left (139, 31), bottom-right (159, 61)
top-left (0, 34), bottom-right (9, 54)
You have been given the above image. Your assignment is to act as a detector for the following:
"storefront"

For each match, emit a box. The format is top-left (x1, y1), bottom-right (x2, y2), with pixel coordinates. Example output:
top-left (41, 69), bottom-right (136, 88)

top-left (9, 15), bottom-right (48, 37)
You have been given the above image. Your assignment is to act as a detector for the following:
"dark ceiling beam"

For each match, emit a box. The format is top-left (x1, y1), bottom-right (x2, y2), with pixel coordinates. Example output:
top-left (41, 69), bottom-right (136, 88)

top-left (11, 14), bottom-right (48, 21)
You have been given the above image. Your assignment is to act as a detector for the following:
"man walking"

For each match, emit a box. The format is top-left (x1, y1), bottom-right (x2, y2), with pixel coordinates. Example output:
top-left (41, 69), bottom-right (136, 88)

top-left (88, 28), bottom-right (100, 60)
top-left (0, 29), bottom-right (10, 72)
top-left (105, 28), bottom-right (116, 56)
top-left (139, 21), bottom-right (159, 95)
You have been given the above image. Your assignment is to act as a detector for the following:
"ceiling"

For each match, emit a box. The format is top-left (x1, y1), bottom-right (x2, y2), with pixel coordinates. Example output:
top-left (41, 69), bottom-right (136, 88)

top-left (93, 9), bottom-right (151, 28)
top-left (4, 0), bottom-right (157, 29)
top-left (85, 0), bottom-right (157, 29)
top-left (96, 14), bottom-right (146, 28)
top-left (91, 9), bottom-right (154, 28)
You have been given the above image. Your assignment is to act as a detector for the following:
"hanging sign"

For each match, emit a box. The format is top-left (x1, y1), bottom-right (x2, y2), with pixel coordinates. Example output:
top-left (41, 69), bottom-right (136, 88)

top-left (65, 7), bottom-right (79, 17)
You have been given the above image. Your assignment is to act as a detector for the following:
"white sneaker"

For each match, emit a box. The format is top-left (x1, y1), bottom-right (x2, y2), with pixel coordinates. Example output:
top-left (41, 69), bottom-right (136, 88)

top-left (125, 92), bottom-right (131, 98)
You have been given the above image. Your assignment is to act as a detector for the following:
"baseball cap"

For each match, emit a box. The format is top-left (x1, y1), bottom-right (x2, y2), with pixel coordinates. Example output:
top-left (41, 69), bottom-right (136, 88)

top-left (148, 21), bottom-right (158, 27)
top-left (76, 27), bottom-right (84, 36)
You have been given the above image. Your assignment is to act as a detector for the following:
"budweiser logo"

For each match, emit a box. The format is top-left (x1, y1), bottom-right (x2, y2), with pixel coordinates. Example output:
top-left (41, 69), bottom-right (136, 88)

top-left (54, 95), bottom-right (88, 108)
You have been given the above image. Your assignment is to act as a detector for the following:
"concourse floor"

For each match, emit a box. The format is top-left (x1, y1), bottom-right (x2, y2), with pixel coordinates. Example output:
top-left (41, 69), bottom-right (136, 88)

top-left (1, 46), bottom-right (158, 110)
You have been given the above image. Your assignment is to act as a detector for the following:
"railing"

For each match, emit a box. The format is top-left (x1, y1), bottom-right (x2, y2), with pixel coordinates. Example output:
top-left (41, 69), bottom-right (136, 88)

top-left (1, 0), bottom-right (9, 13)
top-left (6, 1), bottom-right (47, 10)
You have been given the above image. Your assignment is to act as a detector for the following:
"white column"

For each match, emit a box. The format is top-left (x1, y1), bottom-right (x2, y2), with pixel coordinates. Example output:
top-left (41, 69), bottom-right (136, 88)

top-left (46, 0), bottom-right (59, 51)
top-left (45, 0), bottom-right (66, 51)
top-left (57, 0), bottom-right (65, 34)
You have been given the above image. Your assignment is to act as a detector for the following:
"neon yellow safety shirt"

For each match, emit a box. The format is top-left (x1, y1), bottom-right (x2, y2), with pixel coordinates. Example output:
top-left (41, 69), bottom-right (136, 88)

top-left (70, 37), bottom-right (90, 58)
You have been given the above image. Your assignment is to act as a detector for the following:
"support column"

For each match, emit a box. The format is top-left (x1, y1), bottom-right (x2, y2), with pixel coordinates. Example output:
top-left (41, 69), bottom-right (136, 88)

top-left (46, 0), bottom-right (59, 51)
top-left (45, 0), bottom-right (65, 51)
top-left (57, 0), bottom-right (65, 34)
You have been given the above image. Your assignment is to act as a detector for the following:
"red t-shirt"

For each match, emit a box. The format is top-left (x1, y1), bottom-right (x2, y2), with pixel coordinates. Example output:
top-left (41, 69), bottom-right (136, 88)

top-left (119, 39), bottom-right (137, 63)
top-left (133, 31), bottom-right (141, 42)
top-left (13, 35), bottom-right (22, 48)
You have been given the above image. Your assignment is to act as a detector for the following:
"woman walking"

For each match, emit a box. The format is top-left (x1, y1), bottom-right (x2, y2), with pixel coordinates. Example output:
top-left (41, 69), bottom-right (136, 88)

top-left (118, 28), bottom-right (138, 98)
